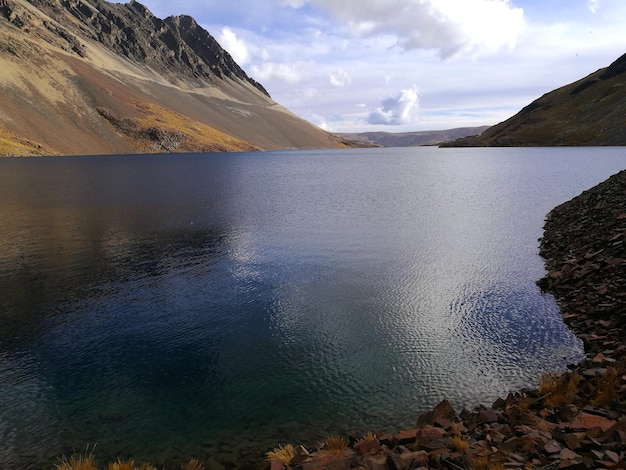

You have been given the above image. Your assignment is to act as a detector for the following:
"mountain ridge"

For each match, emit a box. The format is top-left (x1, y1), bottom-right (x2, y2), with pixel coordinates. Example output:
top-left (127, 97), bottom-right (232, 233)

top-left (0, 0), bottom-right (359, 156)
top-left (340, 126), bottom-right (489, 147)
top-left (442, 52), bottom-right (626, 147)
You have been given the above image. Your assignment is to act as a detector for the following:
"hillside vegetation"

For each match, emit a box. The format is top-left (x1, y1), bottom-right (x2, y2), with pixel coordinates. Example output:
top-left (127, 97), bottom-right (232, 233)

top-left (443, 52), bottom-right (626, 147)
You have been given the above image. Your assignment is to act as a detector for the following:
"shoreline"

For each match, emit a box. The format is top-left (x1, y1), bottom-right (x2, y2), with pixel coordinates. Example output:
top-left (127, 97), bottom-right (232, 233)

top-left (265, 170), bottom-right (626, 469)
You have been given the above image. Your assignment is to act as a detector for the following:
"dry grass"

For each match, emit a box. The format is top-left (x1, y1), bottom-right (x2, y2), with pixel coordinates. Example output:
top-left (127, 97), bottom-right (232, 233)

top-left (54, 453), bottom-right (203, 470)
top-left (266, 444), bottom-right (296, 465)
top-left (361, 431), bottom-right (376, 441)
top-left (55, 454), bottom-right (97, 470)
top-left (0, 124), bottom-right (52, 156)
top-left (181, 459), bottom-right (205, 470)
top-left (452, 436), bottom-right (469, 453)
top-left (323, 435), bottom-right (348, 455)
top-left (539, 372), bottom-right (581, 407)
top-left (593, 366), bottom-right (622, 406)
top-left (98, 101), bottom-right (259, 154)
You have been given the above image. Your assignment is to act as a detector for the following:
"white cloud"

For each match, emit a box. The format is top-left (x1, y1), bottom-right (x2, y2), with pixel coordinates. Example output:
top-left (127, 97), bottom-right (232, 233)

top-left (250, 62), bottom-right (306, 83)
top-left (330, 69), bottom-right (351, 87)
top-left (368, 85), bottom-right (419, 125)
top-left (218, 27), bottom-right (250, 65)
top-left (588, 0), bottom-right (599, 13)
top-left (289, 0), bottom-right (525, 58)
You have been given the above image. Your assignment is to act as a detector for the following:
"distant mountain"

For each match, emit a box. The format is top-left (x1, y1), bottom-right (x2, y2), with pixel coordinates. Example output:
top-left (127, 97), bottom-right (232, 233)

top-left (443, 53), bottom-right (626, 147)
top-left (0, 0), bottom-right (359, 156)
top-left (340, 126), bottom-right (489, 147)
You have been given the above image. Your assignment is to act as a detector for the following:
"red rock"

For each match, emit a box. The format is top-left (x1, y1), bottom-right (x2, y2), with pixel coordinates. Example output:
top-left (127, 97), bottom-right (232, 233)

top-left (570, 412), bottom-right (616, 432)
top-left (362, 455), bottom-right (387, 470)
top-left (563, 432), bottom-right (585, 450)
top-left (416, 425), bottom-right (446, 440)
top-left (270, 460), bottom-right (284, 470)
top-left (544, 440), bottom-right (562, 454)
top-left (416, 399), bottom-right (457, 426)
top-left (399, 450), bottom-right (428, 468)
top-left (394, 429), bottom-right (418, 444)
top-left (478, 408), bottom-right (500, 424)
top-left (427, 448), bottom-right (450, 461)
top-left (301, 454), bottom-right (356, 470)
top-left (605, 450), bottom-right (620, 463)
top-left (560, 448), bottom-right (582, 461)
top-left (353, 438), bottom-right (382, 456)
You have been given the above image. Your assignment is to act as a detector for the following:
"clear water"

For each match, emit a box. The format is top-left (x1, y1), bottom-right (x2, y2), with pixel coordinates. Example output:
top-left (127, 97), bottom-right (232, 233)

top-left (0, 147), bottom-right (624, 468)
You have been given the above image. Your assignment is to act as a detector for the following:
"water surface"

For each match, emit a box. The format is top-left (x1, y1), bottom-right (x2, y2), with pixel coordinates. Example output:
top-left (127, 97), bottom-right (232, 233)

top-left (1, 147), bottom-right (624, 468)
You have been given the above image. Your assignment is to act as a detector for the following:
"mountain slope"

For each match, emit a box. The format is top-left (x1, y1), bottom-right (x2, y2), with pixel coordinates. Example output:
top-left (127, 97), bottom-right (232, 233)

top-left (0, 0), bottom-right (353, 156)
top-left (443, 53), bottom-right (626, 147)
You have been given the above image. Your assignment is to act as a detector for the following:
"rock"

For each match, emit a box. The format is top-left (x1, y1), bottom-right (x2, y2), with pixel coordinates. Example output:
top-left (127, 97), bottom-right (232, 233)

top-left (354, 438), bottom-right (383, 456)
top-left (570, 412), bottom-right (616, 432)
top-left (478, 408), bottom-right (501, 424)
top-left (416, 399), bottom-right (457, 427)
top-left (301, 453), bottom-right (357, 470)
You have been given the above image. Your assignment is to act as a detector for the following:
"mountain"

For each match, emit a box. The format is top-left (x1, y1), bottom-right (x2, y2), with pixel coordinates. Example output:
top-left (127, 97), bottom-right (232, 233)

top-left (339, 126), bottom-right (489, 147)
top-left (442, 53), bottom-right (626, 147)
top-left (0, 0), bottom-right (358, 156)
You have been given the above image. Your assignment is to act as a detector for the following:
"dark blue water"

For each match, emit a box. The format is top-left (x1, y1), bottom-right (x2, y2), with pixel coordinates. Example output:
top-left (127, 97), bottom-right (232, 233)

top-left (0, 147), bottom-right (624, 468)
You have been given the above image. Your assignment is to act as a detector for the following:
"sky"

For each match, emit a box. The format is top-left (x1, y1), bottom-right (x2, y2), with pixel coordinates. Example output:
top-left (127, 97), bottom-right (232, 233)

top-left (120, 0), bottom-right (626, 133)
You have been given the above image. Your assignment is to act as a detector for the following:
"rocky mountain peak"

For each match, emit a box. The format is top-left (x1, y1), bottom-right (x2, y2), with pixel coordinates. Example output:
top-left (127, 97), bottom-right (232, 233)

top-left (3, 0), bottom-right (269, 95)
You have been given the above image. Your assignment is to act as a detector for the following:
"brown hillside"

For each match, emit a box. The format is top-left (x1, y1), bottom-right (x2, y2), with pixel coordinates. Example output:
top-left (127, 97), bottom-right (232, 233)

top-left (443, 52), bottom-right (626, 147)
top-left (0, 0), bottom-right (354, 156)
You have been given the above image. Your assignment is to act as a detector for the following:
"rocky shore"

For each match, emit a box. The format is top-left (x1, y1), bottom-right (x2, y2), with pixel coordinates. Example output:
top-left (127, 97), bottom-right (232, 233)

top-left (265, 170), bottom-right (626, 470)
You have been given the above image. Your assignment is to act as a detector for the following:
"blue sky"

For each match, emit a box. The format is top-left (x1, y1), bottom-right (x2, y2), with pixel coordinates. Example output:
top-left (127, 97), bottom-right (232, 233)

top-left (123, 0), bottom-right (625, 133)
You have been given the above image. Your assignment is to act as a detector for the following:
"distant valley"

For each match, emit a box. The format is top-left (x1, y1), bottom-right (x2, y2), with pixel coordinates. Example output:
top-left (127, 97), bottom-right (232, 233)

top-left (340, 126), bottom-right (489, 147)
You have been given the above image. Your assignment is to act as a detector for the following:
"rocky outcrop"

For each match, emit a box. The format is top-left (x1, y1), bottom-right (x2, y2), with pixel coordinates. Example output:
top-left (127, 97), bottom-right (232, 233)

top-left (442, 53), bottom-right (626, 146)
top-left (0, 0), bottom-right (353, 155)
top-left (265, 171), bottom-right (626, 469)
top-left (6, 0), bottom-right (267, 93)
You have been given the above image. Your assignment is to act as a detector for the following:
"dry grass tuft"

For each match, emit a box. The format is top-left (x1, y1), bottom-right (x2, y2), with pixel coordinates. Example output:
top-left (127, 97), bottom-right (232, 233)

top-left (55, 454), bottom-right (97, 470)
top-left (452, 435), bottom-right (469, 453)
top-left (539, 372), bottom-right (580, 407)
top-left (181, 459), bottom-right (205, 470)
top-left (107, 460), bottom-right (135, 470)
top-left (361, 431), bottom-right (376, 441)
top-left (324, 435), bottom-right (348, 455)
top-left (266, 444), bottom-right (296, 465)
top-left (593, 366), bottom-right (622, 406)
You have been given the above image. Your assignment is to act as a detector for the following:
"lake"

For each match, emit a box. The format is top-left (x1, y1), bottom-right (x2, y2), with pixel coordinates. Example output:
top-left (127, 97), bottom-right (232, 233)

top-left (0, 147), bottom-right (624, 468)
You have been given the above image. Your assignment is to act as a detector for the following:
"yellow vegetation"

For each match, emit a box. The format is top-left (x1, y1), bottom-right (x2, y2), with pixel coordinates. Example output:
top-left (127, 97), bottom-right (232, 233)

top-left (98, 101), bottom-right (259, 154)
top-left (452, 436), bottom-right (469, 453)
top-left (593, 366), bottom-right (623, 406)
top-left (323, 435), bottom-right (348, 455)
top-left (54, 454), bottom-right (202, 470)
top-left (266, 444), bottom-right (296, 465)
top-left (539, 371), bottom-right (581, 407)
top-left (0, 124), bottom-right (53, 156)
top-left (55, 454), bottom-right (98, 470)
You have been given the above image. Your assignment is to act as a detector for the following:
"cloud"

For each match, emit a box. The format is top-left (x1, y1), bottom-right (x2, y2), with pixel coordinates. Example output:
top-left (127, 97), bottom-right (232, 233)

top-left (330, 69), bottom-right (351, 87)
top-left (218, 27), bottom-right (250, 65)
top-left (250, 62), bottom-right (306, 83)
top-left (588, 0), bottom-right (599, 13)
top-left (367, 85), bottom-right (419, 125)
top-left (286, 0), bottom-right (525, 58)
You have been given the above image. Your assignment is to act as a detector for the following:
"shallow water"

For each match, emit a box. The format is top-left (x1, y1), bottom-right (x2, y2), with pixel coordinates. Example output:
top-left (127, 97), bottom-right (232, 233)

top-left (0, 147), bottom-right (624, 468)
